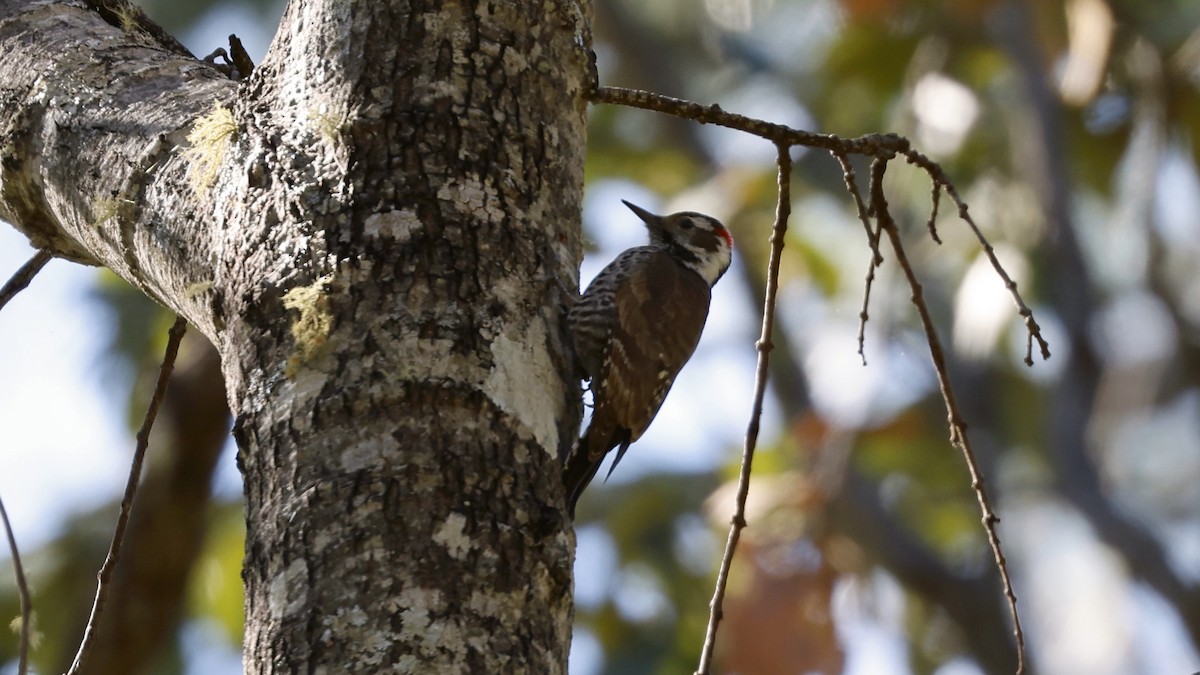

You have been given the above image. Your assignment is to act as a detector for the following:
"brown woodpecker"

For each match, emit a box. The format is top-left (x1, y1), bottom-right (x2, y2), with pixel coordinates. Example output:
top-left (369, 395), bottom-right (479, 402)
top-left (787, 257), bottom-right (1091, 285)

top-left (564, 200), bottom-right (734, 517)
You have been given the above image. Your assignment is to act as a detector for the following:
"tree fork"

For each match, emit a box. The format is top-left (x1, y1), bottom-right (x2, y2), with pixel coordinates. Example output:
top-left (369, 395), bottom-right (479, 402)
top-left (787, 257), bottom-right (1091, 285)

top-left (0, 0), bottom-right (593, 671)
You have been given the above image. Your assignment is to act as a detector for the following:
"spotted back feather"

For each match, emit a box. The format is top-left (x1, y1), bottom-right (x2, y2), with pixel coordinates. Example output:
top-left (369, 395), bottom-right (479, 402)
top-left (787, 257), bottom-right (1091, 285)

top-left (564, 247), bottom-right (712, 515)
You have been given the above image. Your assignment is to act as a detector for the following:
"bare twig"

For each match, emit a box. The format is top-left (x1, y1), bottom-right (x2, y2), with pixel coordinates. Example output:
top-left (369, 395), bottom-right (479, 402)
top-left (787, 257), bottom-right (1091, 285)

top-left (837, 154), bottom-right (886, 366)
top-left (0, 494), bottom-right (32, 675)
top-left (0, 250), bottom-right (52, 314)
top-left (695, 144), bottom-right (792, 675)
top-left (834, 153), bottom-right (882, 254)
top-left (830, 152), bottom-right (888, 365)
top-left (854, 231), bottom-right (882, 367)
top-left (904, 149), bottom-right (1049, 365)
top-left (869, 161), bottom-right (1026, 673)
top-left (67, 315), bottom-right (188, 675)
top-left (926, 182), bottom-right (944, 244)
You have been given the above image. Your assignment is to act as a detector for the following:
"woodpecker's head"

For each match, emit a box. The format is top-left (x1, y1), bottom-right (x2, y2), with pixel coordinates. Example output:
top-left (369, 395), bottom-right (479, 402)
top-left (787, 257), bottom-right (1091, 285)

top-left (622, 200), bottom-right (734, 286)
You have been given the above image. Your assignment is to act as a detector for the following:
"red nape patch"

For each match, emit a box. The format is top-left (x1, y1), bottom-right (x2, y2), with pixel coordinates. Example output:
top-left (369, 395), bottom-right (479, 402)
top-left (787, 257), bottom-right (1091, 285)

top-left (716, 226), bottom-right (734, 249)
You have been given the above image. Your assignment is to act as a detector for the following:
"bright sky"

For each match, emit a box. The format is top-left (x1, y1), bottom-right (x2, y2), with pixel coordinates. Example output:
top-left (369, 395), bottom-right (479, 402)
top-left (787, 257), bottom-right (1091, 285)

top-left (0, 230), bottom-right (131, 547)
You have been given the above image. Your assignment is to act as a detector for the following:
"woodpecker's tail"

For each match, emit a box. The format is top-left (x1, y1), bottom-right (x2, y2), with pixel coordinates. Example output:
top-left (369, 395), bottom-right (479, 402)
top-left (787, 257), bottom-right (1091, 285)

top-left (563, 424), bottom-right (631, 518)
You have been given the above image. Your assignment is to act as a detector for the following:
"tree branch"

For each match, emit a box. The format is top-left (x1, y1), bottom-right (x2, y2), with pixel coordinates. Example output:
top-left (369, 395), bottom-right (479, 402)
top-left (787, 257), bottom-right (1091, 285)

top-left (832, 153), bottom-right (884, 365)
top-left (733, 211), bottom-right (1023, 672)
top-left (0, 250), bottom-right (51, 315)
top-left (696, 144), bottom-right (792, 675)
top-left (0, 0), bottom-right (233, 337)
top-left (593, 86), bottom-right (913, 157)
top-left (869, 160), bottom-right (1026, 673)
top-left (902, 149), bottom-right (1050, 365)
top-left (0, 493), bottom-right (31, 675)
top-left (71, 332), bottom-right (230, 674)
top-left (67, 316), bottom-right (187, 675)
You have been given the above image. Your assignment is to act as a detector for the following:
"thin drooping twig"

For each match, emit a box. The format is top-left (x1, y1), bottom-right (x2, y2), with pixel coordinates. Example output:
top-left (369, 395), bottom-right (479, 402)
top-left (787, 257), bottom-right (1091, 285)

top-left (0, 250), bottom-right (51, 664)
top-left (0, 250), bottom-right (52, 314)
top-left (67, 316), bottom-right (188, 675)
top-left (695, 144), bottom-right (792, 675)
top-left (854, 226), bottom-right (883, 366)
top-left (868, 160), bottom-right (1026, 673)
top-left (904, 148), bottom-right (1050, 365)
top-left (925, 182), bottom-right (943, 244)
top-left (0, 494), bottom-right (32, 675)
top-left (838, 154), bottom-right (887, 366)
top-left (844, 154), bottom-right (892, 365)
top-left (834, 152), bottom-right (882, 253)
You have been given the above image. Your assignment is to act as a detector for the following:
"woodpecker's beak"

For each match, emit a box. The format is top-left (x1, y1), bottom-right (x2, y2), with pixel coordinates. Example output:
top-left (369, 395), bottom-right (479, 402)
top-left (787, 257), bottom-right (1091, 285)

top-left (622, 200), bottom-right (662, 228)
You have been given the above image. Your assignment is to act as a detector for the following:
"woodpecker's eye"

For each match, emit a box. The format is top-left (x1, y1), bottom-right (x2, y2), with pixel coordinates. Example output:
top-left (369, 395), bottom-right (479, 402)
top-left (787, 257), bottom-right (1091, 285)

top-left (679, 218), bottom-right (694, 230)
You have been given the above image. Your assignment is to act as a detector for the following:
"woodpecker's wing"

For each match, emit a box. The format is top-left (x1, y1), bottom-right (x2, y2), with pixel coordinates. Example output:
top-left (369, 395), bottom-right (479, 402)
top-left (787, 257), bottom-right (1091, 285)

top-left (601, 248), bottom-right (712, 443)
top-left (564, 248), bottom-right (711, 516)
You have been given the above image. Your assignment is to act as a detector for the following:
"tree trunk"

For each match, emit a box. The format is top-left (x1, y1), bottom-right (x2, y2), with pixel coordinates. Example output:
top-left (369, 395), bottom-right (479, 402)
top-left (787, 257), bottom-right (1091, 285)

top-left (0, 0), bottom-right (591, 671)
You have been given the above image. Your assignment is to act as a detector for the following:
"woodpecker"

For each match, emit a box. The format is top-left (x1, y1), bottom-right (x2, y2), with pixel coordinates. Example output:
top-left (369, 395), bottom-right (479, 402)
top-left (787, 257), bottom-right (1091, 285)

top-left (563, 200), bottom-right (734, 517)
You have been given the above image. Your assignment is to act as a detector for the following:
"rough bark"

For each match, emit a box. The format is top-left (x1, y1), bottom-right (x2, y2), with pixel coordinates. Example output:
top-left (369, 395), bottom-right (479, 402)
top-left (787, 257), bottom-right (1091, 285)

top-left (0, 0), bottom-right (591, 672)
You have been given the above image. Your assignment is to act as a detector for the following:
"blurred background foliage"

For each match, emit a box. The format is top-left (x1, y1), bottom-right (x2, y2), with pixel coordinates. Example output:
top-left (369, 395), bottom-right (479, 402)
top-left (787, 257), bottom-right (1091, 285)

top-left (3, 0), bottom-right (1200, 673)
